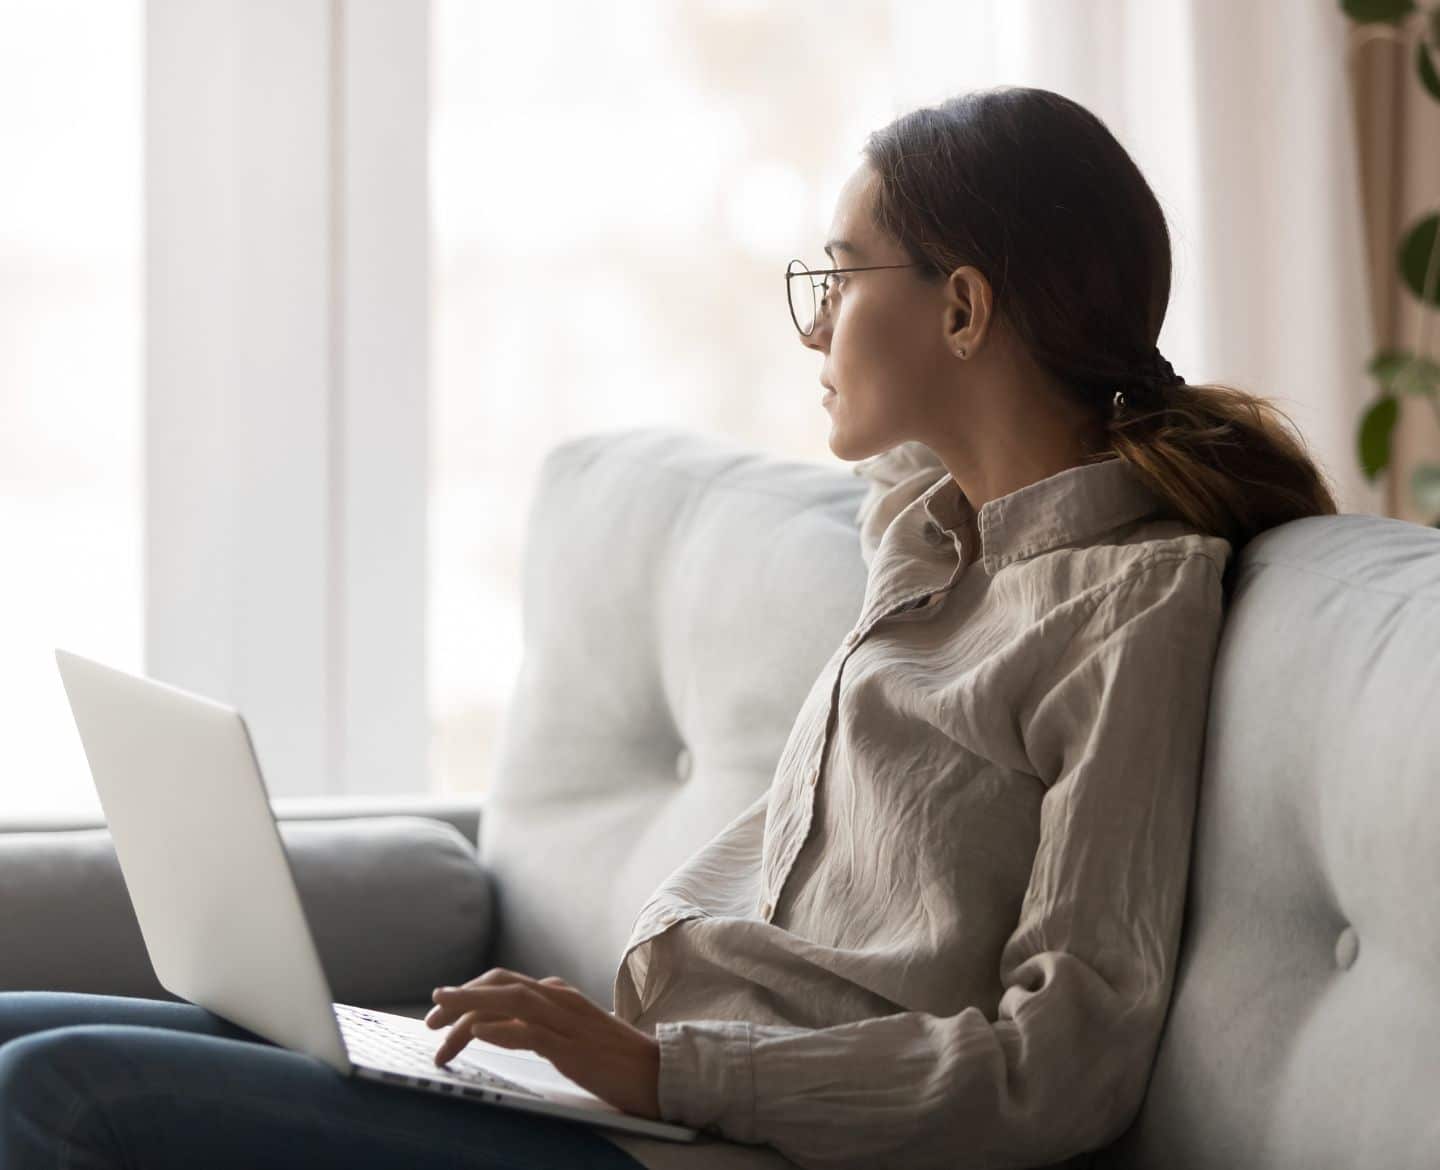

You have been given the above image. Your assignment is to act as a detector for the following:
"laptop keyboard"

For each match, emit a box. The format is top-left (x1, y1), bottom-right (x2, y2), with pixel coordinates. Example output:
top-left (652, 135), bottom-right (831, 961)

top-left (333, 1003), bottom-right (543, 1099)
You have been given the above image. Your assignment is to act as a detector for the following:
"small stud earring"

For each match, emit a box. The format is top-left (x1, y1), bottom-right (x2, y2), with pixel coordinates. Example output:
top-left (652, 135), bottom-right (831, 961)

top-left (956, 346), bottom-right (967, 358)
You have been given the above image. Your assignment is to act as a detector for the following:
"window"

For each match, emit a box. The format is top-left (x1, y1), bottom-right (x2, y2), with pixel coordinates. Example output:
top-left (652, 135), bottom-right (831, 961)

top-left (2, 2), bottom-right (995, 815)
top-left (0, 1), bottom-right (141, 817)
top-left (427, 1), bottom-right (927, 797)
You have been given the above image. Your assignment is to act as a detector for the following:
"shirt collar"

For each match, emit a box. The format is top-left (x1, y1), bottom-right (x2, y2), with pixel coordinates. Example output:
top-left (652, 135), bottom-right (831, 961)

top-left (918, 455), bottom-right (1168, 575)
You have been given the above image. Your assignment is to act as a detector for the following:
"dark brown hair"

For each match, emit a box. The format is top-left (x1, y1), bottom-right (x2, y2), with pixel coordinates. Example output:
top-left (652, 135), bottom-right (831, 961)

top-left (862, 86), bottom-right (1338, 597)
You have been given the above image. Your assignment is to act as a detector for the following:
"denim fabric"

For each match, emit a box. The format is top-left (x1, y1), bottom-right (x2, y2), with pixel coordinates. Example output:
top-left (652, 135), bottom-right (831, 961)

top-left (0, 991), bottom-right (644, 1170)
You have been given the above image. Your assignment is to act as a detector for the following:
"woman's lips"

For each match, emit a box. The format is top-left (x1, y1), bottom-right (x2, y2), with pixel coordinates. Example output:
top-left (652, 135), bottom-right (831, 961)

top-left (821, 387), bottom-right (837, 405)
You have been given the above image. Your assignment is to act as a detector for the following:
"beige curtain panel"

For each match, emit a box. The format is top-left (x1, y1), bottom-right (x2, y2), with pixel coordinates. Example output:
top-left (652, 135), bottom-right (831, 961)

top-left (1347, 18), bottom-right (1440, 524)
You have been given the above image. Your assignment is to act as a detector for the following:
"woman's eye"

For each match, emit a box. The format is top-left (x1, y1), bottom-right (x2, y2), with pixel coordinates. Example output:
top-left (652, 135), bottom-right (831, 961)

top-left (829, 274), bottom-right (846, 291)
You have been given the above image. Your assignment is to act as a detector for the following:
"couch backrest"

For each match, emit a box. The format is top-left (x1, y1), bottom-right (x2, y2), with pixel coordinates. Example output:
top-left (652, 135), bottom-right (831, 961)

top-left (1097, 510), bottom-right (1440, 1170)
top-left (481, 428), bottom-right (871, 1006)
top-left (485, 428), bottom-right (1440, 1168)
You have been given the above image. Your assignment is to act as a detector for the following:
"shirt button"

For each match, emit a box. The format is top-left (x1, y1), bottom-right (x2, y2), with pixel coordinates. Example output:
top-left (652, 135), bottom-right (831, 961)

top-left (843, 630), bottom-right (859, 647)
top-left (806, 765), bottom-right (820, 786)
top-left (761, 900), bottom-right (774, 921)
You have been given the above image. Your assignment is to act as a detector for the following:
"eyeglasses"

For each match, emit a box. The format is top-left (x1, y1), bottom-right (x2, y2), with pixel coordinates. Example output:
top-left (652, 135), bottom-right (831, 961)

top-left (786, 257), bottom-right (921, 336)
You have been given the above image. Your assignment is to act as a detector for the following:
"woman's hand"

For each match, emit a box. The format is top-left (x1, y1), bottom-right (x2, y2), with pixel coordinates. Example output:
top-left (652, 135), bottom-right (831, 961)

top-left (424, 967), bottom-right (662, 1121)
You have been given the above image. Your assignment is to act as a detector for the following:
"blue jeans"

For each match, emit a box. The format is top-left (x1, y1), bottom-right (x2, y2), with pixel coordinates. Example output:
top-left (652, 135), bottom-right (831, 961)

top-left (0, 991), bottom-right (647, 1169)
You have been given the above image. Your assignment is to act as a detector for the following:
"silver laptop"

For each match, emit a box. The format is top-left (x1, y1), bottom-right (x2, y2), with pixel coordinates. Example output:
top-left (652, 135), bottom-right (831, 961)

top-left (53, 648), bottom-right (698, 1144)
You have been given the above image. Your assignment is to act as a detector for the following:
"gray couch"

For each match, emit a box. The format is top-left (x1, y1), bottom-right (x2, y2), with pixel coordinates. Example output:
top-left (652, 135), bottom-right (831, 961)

top-left (4, 426), bottom-right (1438, 1169)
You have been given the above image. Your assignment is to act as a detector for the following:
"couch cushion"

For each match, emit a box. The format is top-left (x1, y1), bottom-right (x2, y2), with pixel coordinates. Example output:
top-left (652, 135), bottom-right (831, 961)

top-left (481, 428), bottom-right (869, 1006)
top-left (0, 815), bottom-right (494, 1007)
top-left (489, 428), bottom-right (1440, 1168)
top-left (1097, 513), bottom-right (1440, 1169)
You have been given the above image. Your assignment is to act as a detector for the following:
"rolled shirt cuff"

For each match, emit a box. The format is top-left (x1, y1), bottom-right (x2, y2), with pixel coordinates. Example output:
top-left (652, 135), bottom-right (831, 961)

top-left (655, 1019), bottom-right (757, 1143)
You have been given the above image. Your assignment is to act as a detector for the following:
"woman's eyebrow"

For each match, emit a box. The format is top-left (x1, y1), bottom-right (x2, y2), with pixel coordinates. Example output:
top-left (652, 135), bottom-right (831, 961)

top-left (824, 239), bottom-right (862, 261)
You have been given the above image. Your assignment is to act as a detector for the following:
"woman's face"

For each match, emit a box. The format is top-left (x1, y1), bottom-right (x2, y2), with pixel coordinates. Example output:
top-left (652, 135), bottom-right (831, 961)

top-left (798, 162), bottom-right (965, 461)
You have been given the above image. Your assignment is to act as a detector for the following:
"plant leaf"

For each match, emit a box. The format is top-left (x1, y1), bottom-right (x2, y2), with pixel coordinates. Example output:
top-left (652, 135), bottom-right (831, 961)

top-left (1369, 347), bottom-right (1440, 394)
top-left (1366, 347), bottom-right (1440, 393)
top-left (1419, 38), bottom-right (1440, 101)
top-left (1395, 356), bottom-right (1440, 395)
top-left (1367, 347), bottom-right (1415, 383)
top-left (1358, 394), bottom-right (1400, 479)
top-left (1399, 213), bottom-right (1440, 307)
top-left (1411, 463), bottom-right (1440, 514)
top-left (1340, 0), bottom-right (1415, 22)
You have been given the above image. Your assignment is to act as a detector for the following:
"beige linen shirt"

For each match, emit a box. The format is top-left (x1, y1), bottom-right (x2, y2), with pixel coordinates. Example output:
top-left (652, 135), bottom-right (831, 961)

top-left (598, 442), bottom-right (1232, 1170)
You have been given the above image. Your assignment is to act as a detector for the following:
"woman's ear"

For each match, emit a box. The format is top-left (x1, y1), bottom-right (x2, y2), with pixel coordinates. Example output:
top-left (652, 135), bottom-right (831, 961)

top-left (943, 265), bottom-right (989, 356)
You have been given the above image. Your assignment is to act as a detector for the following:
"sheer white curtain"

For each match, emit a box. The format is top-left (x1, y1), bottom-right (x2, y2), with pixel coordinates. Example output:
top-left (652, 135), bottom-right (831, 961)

top-left (0, 1), bottom-right (142, 818)
top-left (887, 0), bottom-right (1381, 516)
top-left (428, 0), bottom-right (1379, 802)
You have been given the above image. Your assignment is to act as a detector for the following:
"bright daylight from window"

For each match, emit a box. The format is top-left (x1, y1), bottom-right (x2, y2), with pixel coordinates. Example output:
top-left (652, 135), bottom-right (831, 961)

top-left (428, 1), bottom-right (916, 798)
top-left (0, 2), bottom-right (141, 817)
top-left (1, 0), bottom-right (985, 815)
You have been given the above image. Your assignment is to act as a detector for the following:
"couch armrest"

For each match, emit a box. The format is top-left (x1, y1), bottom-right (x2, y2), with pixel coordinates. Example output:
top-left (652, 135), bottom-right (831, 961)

top-left (0, 793), bottom-right (486, 850)
top-left (0, 815), bottom-right (495, 1007)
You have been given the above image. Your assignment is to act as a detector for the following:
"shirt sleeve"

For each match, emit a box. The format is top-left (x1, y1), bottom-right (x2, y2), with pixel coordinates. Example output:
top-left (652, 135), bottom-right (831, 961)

top-left (652, 553), bottom-right (1227, 1170)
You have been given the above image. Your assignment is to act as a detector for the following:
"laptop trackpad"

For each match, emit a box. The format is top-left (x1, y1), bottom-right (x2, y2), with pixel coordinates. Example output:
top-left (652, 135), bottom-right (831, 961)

top-left (457, 1037), bottom-right (624, 1111)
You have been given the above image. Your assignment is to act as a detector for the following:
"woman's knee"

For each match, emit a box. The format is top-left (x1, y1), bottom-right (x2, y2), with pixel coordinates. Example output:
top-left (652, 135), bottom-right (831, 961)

top-left (0, 1025), bottom-right (127, 1096)
top-left (0, 990), bottom-right (101, 1048)
top-left (0, 1028), bottom-right (155, 1168)
top-left (0, 990), bottom-right (251, 1050)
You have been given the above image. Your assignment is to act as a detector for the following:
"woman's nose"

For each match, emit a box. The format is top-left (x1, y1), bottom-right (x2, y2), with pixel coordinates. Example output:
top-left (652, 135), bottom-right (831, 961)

top-left (798, 324), bottom-right (828, 353)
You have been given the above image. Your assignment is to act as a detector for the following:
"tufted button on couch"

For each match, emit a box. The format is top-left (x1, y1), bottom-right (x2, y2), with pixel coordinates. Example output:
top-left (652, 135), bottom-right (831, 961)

top-left (4, 426), bottom-right (1439, 1168)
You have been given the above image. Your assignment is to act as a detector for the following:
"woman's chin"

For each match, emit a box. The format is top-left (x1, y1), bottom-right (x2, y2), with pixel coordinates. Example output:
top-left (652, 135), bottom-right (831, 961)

top-left (825, 414), bottom-right (870, 460)
top-left (826, 415), bottom-right (898, 464)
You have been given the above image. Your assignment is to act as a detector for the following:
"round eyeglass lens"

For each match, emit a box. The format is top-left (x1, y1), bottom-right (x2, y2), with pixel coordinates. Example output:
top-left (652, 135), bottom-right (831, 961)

top-left (787, 260), bottom-right (816, 335)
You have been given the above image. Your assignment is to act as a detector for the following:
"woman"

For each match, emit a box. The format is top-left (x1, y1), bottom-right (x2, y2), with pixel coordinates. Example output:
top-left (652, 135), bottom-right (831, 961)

top-left (0, 85), bottom-right (1336, 1170)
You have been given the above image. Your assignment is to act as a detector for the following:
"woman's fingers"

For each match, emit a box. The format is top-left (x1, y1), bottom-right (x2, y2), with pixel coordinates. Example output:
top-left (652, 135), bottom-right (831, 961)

top-left (429, 981), bottom-right (575, 1065)
top-left (419, 972), bottom-right (662, 1119)
top-left (434, 1005), bottom-right (504, 1065)
top-left (426, 970), bottom-right (596, 1030)
top-left (425, 968), bottom-right (532, 1029)
top-left (433, 1007), bottom-right (569, 1067)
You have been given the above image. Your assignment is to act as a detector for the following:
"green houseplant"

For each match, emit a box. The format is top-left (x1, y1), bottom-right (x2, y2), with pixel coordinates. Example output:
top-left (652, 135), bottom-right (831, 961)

top-left (1342, 0), bottom-right (1440, 525)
